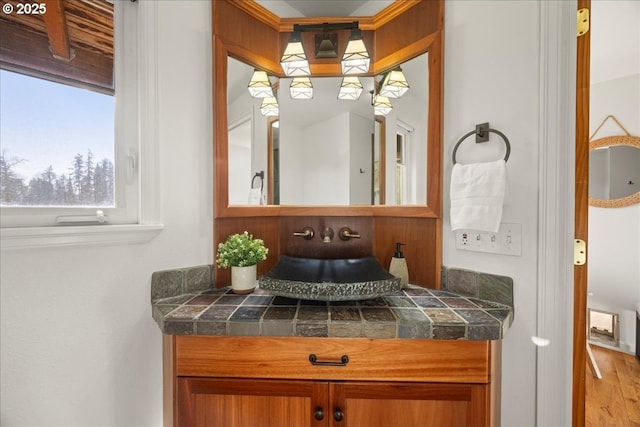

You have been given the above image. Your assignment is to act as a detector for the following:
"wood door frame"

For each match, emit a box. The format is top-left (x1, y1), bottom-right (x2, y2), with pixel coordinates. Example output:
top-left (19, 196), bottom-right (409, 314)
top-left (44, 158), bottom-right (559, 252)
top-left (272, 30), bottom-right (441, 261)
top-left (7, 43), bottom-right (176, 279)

top-left (573, 0), bottom-right (590, 426)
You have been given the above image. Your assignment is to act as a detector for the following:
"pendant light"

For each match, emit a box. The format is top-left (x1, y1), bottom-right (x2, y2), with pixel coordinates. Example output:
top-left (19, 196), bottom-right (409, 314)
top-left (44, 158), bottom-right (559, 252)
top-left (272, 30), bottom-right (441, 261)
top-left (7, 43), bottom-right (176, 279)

top-left (372, 93), bottom-right (393, 116)
top-left (289, 77), bottom-right (313, 99)
top-left (379, 67), bottom-right (409, 98)
top-left (247, 69), bottom-right (274, 98)
top-left (260, 97), bottom-right (279, 116)
top-left (337, 76), bottom-right (363, 100)
top-left (280, 31), bottom-right (310, 76)
top-left (341, 28), bottom-right (370, 75)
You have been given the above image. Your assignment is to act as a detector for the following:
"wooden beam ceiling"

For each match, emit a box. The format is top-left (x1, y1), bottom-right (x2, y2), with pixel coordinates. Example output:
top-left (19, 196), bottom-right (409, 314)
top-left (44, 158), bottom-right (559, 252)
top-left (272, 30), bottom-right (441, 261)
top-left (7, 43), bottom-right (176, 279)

top-left (42, 0), bottom-right (73, 61)
top-left (0, 0), bottom-right (113, 92)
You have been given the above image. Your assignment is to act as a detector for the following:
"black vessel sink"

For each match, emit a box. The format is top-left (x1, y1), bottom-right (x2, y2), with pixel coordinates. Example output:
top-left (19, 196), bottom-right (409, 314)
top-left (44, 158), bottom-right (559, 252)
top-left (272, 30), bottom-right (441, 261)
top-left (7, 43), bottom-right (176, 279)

top-left (258, 256), bottom-right (402, 301)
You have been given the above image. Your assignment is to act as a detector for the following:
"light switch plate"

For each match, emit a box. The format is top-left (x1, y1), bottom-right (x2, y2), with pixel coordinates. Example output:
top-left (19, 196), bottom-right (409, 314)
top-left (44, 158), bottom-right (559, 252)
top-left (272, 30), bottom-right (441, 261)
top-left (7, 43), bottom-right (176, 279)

top-left (455, 223), bottom-right (522, 256)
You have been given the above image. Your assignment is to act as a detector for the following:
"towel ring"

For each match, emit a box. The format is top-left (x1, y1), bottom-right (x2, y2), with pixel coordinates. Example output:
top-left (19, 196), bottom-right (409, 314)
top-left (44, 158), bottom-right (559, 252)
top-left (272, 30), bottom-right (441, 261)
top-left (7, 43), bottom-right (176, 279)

top-left (251, 171), bottom-right (264, 191)
top-left (452, 123), bottom-right (511, 164)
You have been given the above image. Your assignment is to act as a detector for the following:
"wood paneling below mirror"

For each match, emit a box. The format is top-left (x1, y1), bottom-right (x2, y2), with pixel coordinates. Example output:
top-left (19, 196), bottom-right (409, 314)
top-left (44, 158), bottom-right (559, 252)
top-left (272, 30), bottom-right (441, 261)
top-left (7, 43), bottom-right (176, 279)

top-left (215, 216), bottom-right (440, 288)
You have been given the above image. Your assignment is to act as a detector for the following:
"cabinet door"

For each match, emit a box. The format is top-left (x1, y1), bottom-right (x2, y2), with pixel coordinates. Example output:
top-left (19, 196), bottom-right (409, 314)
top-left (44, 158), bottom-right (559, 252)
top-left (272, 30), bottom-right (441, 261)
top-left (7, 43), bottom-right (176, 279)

top-left (177, 377), bottom-right (329, 427)
top-left (330, 382), bottom-right (491, 427)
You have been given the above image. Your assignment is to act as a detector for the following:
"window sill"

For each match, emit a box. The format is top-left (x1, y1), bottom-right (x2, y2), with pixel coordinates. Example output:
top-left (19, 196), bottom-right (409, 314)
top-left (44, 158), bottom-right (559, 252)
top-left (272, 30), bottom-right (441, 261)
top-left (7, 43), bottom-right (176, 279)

top-left (1, 224), bottom-right (164, 250)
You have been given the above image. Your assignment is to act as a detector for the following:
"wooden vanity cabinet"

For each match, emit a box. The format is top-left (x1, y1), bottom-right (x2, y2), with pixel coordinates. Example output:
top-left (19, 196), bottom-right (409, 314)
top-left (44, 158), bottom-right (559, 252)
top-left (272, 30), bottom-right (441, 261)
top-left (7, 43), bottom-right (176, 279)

top-left (165, 336), bottom-right (501, 427)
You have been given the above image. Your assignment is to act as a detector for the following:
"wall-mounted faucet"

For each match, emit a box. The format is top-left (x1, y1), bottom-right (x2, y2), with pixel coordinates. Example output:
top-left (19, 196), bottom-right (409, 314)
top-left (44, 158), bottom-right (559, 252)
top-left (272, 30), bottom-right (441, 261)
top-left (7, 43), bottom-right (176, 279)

top-left (321, 227), bottom-right (334, 243)
top-left (339, 227), bottom-right (361, 241)
top-left (293, 227), bottom-right (315, 240)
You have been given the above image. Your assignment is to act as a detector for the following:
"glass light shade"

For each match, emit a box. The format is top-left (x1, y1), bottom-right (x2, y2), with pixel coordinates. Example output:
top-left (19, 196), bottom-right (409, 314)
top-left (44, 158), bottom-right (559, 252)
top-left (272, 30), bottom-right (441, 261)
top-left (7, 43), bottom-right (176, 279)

top-left (373, 94), bottom-right (393, 116)
top-left (378, 68), bottom-right (409, 98)
top-left (280, 32), bottom-right (310, 76)
top-left (337, 76), bottom-right (363, 100)
top-left (247, 69), bottom-right (274, 98)
top-left (289, 77), bottom-right (313, 99)
top-left (341, 31), bottom-right (370, 75)
top-left (260, 97), bottom-right (279, 116)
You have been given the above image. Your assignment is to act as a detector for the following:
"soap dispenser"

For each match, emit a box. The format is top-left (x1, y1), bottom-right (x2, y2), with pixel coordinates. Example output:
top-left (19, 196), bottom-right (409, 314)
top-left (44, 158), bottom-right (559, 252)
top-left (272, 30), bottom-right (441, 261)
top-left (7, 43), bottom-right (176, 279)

top-left (389, 242), bottom-right (409, 288)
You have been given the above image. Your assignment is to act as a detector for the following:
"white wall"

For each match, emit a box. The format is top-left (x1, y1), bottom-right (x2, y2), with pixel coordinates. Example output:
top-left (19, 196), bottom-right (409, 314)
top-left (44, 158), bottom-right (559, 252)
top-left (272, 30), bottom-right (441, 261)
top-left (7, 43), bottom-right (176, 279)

top-left (349, 113), bottom-right (374, 205)
top-left (443, 2), bottom-right (541, 425)
top-left (302, 113), bottom-right (350, 204)
top-left (0, 1), bottom-right (212, 425)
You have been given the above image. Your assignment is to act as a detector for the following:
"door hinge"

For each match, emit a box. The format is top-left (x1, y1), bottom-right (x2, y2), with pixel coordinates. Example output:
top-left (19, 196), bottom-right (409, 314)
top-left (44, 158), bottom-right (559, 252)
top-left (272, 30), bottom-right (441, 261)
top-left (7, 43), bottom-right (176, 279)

top-left (574, 239), bottom-right (586, 265)
top-left (577, 8), bottom-right (590, 37)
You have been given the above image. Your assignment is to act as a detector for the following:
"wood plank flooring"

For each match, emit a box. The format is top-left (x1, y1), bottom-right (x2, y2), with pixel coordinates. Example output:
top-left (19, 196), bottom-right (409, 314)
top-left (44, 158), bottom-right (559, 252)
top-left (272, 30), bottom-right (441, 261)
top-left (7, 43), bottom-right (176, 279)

top-left (586, 344), bottom-right (640, 427)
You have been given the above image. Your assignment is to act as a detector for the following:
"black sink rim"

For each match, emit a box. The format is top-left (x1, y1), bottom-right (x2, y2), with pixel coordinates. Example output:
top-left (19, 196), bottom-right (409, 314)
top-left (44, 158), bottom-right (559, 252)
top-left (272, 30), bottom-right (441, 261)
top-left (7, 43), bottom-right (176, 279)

top-left (258, 255), bottom-right (402, 301)
top-left (263, 255), bottom-right (395, 284)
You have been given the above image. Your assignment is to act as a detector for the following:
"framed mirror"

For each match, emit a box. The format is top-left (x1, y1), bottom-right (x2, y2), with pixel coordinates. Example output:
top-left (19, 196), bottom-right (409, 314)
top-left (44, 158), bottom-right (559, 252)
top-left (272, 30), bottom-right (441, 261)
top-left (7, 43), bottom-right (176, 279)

top-left (213, 0), bottom-right (443, 218)
top-left (589, 135), bottom-right (640, 208)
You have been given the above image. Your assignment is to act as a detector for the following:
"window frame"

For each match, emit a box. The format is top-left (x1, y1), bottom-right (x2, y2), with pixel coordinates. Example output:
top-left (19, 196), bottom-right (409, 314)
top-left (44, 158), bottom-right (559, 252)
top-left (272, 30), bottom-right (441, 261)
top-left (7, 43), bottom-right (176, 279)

top-left (1, 0), bottom-right (162, 248)
top-left (1, 1), bottom-right (137, 227)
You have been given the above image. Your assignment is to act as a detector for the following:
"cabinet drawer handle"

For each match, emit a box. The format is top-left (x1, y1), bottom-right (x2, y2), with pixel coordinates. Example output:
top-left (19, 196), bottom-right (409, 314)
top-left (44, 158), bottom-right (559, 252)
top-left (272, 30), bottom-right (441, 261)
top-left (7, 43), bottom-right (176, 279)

top-left (333, 409), bottom-right (344, 422)
top-left (314, 408), bottom-right (324, 420)
top-left (308, 354), bottom-right (349, 366)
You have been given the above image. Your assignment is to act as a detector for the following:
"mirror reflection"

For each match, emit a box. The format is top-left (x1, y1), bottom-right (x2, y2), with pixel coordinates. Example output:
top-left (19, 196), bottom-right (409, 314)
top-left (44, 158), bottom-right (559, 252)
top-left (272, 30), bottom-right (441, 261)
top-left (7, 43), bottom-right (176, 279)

top-left (279, 75), bottom-right (375, 205)
top-left (589, 139), bottom-right (640, 201)
top-left (227, 53), bottom-right (429, 206)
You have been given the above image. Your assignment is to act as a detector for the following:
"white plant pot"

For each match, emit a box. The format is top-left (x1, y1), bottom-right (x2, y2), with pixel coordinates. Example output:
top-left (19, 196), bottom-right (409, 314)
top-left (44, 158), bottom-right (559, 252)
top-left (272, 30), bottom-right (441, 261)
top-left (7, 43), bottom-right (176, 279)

top-left (231, 265), bottom-right (257, 294)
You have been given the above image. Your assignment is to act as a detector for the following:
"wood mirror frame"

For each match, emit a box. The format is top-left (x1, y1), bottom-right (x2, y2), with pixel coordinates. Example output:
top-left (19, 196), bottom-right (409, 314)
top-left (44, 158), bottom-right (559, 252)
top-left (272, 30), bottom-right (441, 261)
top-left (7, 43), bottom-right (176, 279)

top-left (213, 0), bottom-right (444, 289)
top-left (213, 0), bottom-right (443, 220)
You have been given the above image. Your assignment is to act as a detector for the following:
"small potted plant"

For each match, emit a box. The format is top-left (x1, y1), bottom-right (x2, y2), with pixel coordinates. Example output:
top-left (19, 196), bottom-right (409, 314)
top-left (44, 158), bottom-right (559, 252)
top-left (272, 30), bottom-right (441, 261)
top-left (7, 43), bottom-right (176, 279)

top-left (216, 231), bottom-right (268, 294)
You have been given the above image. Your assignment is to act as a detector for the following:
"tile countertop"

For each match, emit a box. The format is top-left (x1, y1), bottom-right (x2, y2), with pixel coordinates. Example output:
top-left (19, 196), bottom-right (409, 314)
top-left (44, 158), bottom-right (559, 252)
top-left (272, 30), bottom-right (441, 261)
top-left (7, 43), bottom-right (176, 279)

top-left (152, 284), bottom-right (513, 340)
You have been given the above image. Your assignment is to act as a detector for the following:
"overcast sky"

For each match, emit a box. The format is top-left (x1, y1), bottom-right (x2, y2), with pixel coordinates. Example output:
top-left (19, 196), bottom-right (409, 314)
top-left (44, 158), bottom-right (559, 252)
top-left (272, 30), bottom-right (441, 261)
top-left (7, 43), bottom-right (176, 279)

top-left (1, 69), bottom-right (114, 182)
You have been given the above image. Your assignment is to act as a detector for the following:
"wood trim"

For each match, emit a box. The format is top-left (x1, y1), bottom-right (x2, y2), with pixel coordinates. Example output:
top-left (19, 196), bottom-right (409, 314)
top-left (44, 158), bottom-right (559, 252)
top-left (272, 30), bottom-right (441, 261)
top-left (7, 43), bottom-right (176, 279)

top-left (427, 31), bottom-right (444, 218)
top-left (267, 117), bottom-right (278, 205)
top-left (42, 0), bottom-right (72, 60)
top-left (375, 116), bottom-right (386, 204)
top-left (217, 204), bottom-right (440, 219)
top-left (373, 0), bottom-right (440, 64)
top-left (489, 340), bottom-right (502, 427)
top-left (373, 32), bottom-right (436, 75)
top-left (573, 0), bottom-right (591, 426)
top-left (213, 36), bottom-right (229, 219)
top-left (226, 0), bottom-right (281, 31)
top-left (163, 334), bottom-right (177, 427)
top-left (228, 0), bottom-right (421, 32)
top-left (372, 0), bottom-right (422, 28)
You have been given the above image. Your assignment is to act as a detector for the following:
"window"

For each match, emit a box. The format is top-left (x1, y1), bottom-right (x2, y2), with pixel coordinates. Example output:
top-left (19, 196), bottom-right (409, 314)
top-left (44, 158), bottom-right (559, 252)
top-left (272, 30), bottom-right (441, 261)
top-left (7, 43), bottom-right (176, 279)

top-left (0, 0), bottom-right (138, 227)
top-left (1, 70), bottom-right (116, 207)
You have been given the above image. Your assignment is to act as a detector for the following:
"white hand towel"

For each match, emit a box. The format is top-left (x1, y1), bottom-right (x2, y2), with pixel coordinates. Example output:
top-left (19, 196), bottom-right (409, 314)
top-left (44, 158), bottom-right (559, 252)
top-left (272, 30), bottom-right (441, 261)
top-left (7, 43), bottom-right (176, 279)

top-left (450, 159), bottom-right (506, 232)
top-left (248, 188), bottom-right (262, 205)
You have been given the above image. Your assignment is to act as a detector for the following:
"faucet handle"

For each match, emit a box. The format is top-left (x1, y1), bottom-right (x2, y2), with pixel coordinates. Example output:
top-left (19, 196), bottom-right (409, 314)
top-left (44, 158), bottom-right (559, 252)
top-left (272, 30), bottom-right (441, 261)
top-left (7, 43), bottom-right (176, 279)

top-left (339, 227), bottom-right (361, 241)
top-left (293, 227), bottom-right (315, 240)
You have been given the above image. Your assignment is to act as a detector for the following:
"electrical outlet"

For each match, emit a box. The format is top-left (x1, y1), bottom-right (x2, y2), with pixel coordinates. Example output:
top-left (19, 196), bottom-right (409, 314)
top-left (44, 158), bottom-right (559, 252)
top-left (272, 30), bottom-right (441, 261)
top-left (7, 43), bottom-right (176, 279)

top-left (455, 223), bottom-right (522, 256)
top-left (456, 231), bottom-right (481, 249)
